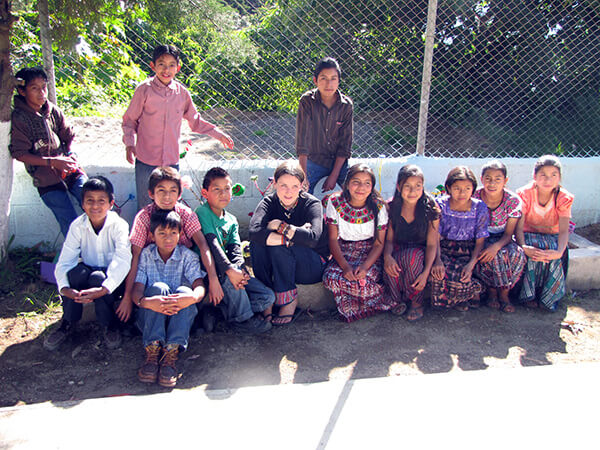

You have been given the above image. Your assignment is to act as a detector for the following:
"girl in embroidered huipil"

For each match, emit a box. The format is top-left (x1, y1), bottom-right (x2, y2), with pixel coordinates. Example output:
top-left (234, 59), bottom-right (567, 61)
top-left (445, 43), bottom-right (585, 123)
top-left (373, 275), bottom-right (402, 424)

top-left (516, 155), bottom-right (573, 311)
top-left (322, 164), bottom-right (390, 322)
top-left (473, 160), bottom-right (527, 313)
top-left (431, 166), bottom-right (489, 311)
top-left (383, 165), bottom-right (440, 321)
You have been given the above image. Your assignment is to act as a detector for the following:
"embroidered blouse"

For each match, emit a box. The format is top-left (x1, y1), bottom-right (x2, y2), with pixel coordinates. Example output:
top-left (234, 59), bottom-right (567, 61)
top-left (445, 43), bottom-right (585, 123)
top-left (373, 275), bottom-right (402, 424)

top-left (324, 192), bottom-right (388, 241)
top-left (437, 195), bottom-right (489, 241)
top-left (473, 188), bottom-right (522, 235)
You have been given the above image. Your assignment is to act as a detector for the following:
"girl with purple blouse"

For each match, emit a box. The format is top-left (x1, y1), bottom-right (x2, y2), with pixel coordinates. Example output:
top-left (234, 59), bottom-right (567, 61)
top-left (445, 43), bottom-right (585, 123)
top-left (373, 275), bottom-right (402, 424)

top-left (430, 166), bottom-right (489, 311)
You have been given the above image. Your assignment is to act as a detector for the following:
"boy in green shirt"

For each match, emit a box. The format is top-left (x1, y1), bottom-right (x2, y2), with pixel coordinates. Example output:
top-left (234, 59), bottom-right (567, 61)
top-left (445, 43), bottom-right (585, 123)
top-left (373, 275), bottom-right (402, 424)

top-left (196, 167), bottom-right (274, 333)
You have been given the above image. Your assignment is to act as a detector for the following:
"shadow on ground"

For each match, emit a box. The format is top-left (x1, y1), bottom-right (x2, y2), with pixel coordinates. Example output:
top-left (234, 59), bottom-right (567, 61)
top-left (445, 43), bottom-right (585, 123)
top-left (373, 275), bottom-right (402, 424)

top-left (1, 290), bottom-right (599, 408)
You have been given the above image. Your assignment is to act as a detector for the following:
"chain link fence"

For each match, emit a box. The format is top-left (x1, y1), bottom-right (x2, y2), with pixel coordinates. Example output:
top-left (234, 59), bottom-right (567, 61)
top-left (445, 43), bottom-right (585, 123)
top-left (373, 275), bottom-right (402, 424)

top-left (10, 0), bottom-right (600, 159)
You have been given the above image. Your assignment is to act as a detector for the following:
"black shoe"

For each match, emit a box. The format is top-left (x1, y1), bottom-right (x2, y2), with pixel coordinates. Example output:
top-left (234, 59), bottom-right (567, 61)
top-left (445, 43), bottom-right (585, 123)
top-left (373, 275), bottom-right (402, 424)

top-left (230, 316), bottom-right (272, 334)
top-left (43, 321), bottom-right (74, 351)
top-left (103, 324), bottom-right (122, 350)
top-left (201, 307), bottom-right (218, 333)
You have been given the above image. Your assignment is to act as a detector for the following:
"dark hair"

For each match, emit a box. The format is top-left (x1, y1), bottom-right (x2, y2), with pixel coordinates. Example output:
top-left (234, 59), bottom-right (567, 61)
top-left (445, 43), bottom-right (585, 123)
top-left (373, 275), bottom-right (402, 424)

top-left (148, 166), bottom-right (182, 195)
top-left (274, 161), bottom-right (305, 184)
top-left (203, 167), bottom-right (231, 190)
top-left (342, 163), bottom-right (384, 231)
top-left (534, 154), bottom-right (562, 177)
top-left (313, 57), bottom-right (341, 79)
top-left (150, 209), bottom-right (182, 233)
top-left (152, 44), bottom-right (181, 63)
top-left (534, 154), bottom-right (563, 204)
top-left (481, 160), bottom-right (507, 178)
top-left (389, 165), bottom-right (440, 243)
top-left (444, 166), bottom-right (477, 194)
top-left (15, 67), bottom-right (48, 92)
top-left (82, 176), bottom-right (115, 202)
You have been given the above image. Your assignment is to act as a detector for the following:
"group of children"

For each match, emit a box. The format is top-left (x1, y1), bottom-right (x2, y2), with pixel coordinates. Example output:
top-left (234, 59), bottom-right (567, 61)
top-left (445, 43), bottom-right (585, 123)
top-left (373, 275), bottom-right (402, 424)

top-left (9, 44), bottom-right (573, 387)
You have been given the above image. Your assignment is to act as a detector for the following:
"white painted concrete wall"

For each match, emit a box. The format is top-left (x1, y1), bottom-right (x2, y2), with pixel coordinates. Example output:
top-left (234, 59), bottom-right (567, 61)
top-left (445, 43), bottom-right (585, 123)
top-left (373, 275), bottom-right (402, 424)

top-left (9, 155), bottom-right (600, 249)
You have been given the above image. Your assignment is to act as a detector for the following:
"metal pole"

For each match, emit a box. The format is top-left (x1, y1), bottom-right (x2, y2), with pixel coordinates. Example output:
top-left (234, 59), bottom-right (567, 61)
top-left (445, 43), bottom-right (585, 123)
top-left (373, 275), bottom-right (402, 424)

top-left (416, 0), bottom-right (438, 156)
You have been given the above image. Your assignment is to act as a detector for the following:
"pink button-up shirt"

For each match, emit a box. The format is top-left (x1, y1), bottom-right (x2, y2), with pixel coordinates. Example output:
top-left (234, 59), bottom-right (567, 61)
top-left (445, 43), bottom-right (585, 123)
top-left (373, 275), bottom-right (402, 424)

top-left (122, 76), bottom-right (220, 166)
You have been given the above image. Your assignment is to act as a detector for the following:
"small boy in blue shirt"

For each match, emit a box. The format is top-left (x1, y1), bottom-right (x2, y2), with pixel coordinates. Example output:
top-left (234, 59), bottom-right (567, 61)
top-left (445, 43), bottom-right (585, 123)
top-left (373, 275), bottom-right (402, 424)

top-left (132, 210), bottom-right (206, 388)
top-left (196, 167), bottom-right (274, 333)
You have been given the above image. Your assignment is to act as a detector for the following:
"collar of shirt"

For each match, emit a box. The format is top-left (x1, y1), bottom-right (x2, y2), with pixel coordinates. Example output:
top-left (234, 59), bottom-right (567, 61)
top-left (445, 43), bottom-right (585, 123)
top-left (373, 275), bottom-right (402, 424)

top-left (202, 201), bottom-right (226, 222)
top-left (149, 243), bottom-right (184, 263)
top-left (311, 88), bottom-right (350, 106)
top-left (150, 75), bottom-right (178, 93)
top-left (83, 210), bottom-right (119, 234)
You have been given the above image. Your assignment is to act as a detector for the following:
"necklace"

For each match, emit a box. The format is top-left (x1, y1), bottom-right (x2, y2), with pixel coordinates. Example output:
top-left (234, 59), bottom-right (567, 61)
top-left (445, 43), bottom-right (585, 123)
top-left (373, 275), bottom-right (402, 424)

top-left (280, 197), bottom-right (299, 220)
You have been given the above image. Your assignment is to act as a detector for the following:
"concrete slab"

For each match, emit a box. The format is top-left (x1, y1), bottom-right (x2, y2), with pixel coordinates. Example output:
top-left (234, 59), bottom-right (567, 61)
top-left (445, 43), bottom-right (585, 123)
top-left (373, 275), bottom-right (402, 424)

top-left (1, 363), bottom-right (598, 449)
top-left (568, 233), bottom-right (600, 291)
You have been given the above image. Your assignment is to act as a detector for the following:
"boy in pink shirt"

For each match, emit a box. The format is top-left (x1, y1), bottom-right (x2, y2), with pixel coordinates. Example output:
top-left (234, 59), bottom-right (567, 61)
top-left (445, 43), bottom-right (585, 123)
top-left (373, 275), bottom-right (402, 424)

top-left (123, 44), bottom-right (234, 209)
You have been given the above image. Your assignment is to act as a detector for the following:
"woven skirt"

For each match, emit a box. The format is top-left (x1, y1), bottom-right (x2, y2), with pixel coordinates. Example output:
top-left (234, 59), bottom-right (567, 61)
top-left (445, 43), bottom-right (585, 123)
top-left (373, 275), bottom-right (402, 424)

top-left (323, 239), bottom-right (391, 322)
top-left (475, 233), bottom-right (527, 289)
top-left (430, 239), bottom-right (483, 307)
top-left (518, 232), bottom-right (566, 310)
top-left (382, 244), bottom-right (426, 307)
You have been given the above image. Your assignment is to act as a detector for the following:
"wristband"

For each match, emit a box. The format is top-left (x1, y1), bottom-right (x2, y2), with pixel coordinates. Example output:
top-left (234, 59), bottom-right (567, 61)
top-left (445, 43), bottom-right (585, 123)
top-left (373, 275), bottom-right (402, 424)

top-left (136, 297), bottom-right (143, 307)
top-left (47, 158), bottom-right (52, 167)
top-left (277, 222), bottom-right (288, 235)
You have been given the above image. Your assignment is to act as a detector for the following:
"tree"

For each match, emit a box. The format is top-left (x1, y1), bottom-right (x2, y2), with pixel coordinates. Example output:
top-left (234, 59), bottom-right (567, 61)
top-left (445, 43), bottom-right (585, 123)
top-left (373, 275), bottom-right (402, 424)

top-left (0, 0), bottom-right (17, 258)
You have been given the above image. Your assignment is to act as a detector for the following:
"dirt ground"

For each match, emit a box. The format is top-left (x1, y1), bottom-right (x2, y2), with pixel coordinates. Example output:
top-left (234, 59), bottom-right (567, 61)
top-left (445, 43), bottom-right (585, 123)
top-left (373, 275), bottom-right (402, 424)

top-left (1, 285), bottom-right (599, 408)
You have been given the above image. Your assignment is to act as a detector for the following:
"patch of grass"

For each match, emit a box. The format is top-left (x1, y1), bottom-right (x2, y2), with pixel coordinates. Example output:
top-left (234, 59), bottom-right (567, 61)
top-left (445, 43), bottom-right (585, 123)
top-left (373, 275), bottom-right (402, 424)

top-left (18, 287), bottom-right (62, 318)
top-left (253, 129), bottom-right (268, 137)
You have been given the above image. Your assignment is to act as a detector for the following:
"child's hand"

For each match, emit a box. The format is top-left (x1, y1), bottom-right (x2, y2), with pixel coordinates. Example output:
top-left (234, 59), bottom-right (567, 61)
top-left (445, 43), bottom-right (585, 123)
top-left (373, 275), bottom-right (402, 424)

top-left (50, 156), bottom-right (79, 174)
top-left (76, 286), bottom-right (109, 303)
top-left (125, 146), bottom-right (136, 164)
top-left (267, 219), bottom-right (282, 231)
top-left (217, 132), bottom-right (234, 150)
top-left (59, 287), bottom-right (80, 300)
top-left (322, 174), bottom-right (338, 192)
top-left (384, 254), bottom-right (401, 278)
top-left (342, 266), bottom-right (357, 281)
top-left (166, 293), bottom-right (196, 311)
top-left (353, 266), bottom-right (368, 280)
top-left (411, 272), bottom-right (429, 292)
top-left (431, 262), bottom-right (445, 280)
top-left (142, 295), bottom-right (178, 314)
top-left (541, 249), bottom-right (563, 261)
top-left (208, 280), bottom-right (224, 306)
top-left (116, 298), bottom-right (133, 322)
top-left (522, 245), bottom-right (548, 262)
top-left (460, 265), bottom-right (473, 283)
top-left (226, 268), bottom-right (249, 290)
top-left (478, 244), bottom-right (500, 263)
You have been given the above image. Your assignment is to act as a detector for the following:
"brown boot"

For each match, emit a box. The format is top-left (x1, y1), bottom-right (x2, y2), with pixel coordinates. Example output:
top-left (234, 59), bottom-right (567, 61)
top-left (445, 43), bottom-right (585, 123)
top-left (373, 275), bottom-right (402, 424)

top-left (138, 342), bottom-right (161, 383)
top-left (158, 344), bottom-right (179, 388)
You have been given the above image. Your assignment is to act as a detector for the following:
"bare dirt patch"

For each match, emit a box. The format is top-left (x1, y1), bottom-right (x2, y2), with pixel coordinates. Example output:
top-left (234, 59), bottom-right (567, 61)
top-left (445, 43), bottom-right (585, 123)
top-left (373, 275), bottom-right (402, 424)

top-left (575, 223), bottom-right (600, 246)
top-left (1, 279), bottom-right (599, 407)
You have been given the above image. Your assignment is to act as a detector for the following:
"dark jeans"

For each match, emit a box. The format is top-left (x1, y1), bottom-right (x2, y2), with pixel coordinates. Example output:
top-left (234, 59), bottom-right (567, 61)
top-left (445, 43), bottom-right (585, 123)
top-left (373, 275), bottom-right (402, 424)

top-left (40, 173), bottom-right (87, 237)
top-left (306, 159), bottom-right (348, 195)
top-left (250, 242), bottom-right (326, 293)
top-left (61, 263), bottom-right (121, 327)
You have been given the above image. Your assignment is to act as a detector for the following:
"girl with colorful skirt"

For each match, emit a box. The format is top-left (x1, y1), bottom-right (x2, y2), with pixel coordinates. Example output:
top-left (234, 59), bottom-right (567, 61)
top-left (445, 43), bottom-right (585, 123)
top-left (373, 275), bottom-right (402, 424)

top-left (383, 165), bottom-right (440, 321)
top-left (249, 162), bottom-right (329, 325)
top-left (430, 166), bottom-right (489, 311)
top-left (322, 164), bottom-right (391, 322)
top-left (473, 160), bottom-right (527, 313)
top-left (516, 155), bottom-right (573, 311)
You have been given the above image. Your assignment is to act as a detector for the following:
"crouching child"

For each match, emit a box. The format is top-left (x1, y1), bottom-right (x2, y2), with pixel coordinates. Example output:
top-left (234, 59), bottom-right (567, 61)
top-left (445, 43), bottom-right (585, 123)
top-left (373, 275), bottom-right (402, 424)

top-left (132, 210), bottom-right (206, 388)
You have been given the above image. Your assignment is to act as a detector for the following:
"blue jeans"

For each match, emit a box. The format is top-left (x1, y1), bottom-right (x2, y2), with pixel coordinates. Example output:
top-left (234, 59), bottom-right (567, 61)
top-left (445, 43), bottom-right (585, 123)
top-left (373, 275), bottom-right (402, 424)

top-left (40, 174), bottom-right (87, 237)
top-left (135, 160), bottom-right (179, 210)
top-left (250, 242), bottom-right (326, 293)
top-left (219, 275), bottom-right (275, 322)
top-left (61, 263), bottom-right (119, 327)
top-left (306, 159), bottom-right (348, 195)
top-left (135, 282), bottom-right (198, 350)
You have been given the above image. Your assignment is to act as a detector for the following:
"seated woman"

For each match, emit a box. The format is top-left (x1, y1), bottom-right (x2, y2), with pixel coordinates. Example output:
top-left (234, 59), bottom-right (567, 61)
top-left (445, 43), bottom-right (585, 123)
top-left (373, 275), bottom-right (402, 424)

top-left (516, 155), bottom-right (573, 311)
top-left (322, 164), bottom-right (391, 322)
top-left (473, 160), bottom-right (527, 313)
top-left (10, 67), bottom-right (87, 237)
top-left (383, 165), bottom-right (440, 321)
top-left (249, 162), bottom-right (329, 326)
